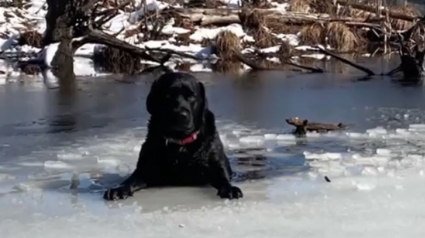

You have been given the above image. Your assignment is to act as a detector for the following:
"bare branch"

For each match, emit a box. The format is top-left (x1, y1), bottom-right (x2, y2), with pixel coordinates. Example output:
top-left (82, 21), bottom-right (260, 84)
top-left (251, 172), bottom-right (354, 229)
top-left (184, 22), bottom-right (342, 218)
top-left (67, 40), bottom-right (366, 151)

top-left (316, 47), bottom-right (376, 76)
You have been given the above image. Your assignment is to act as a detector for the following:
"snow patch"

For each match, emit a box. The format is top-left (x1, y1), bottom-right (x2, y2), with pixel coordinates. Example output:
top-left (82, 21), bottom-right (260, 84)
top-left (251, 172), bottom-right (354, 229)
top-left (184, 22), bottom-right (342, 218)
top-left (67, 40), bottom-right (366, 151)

top-left (42, 43), bottom-right (60, 67)
top-left (189, 24), bottom-right (245, 42)
top-left (129, 0), bottom-right (169, 24)
top-left (0, 36), bottom-right (18, 52)
top-left (219, 0), bottom-right (242, 8)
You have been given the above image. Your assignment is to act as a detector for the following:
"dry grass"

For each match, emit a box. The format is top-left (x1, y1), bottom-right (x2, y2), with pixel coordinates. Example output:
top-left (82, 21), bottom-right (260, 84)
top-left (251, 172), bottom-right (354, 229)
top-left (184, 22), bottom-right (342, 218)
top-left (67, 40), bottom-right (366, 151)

top-left (242, 0), bottom-right (273, 9)
top-left (201, 38), bottom-right (213, 47)
top-left (267, 21), bottom-right (302, 34)
top-left (278, 41), bottom-right (294, 61)
top-left (253, 27), bottom-right (278, 48)
top-left (299, 23), bottom-right (324, 46)
top-left (175, 61), bottom-right (192, 72)
top-left (174, 16), bottom-right (193, 29)
top-left (215, 30), bottom-right (241, 60)
top-left (175, 32), bottom-right (192, 46)
top-left (18, 31), bottom-right (43, 48)
top-left (288, 0), bottom-right (311, 13)
top-left (289, 0), bottom-right (335, 14)
top-left (310, 0), bottom-right (336, 14)
top-left (174, 17), bottom-right (194, 30)
top-left (93, 46), bottom-right (142, 74)
top-left (124, 27), bottom-right (140, 39)
top-left (325, 22), bottom-right (359, 52)
top-left (239, 9), bottom-right (278, 48)
top-left (239, 9), bottom-right (265, 29)
top-left (299, 22), bottom-right (361, 52)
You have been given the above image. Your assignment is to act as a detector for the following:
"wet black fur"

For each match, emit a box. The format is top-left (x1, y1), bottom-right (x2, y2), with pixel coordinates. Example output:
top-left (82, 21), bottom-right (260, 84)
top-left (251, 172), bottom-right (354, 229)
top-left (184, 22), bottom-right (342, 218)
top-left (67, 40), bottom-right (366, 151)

top-left (103, 72), bottom-right (243, 200)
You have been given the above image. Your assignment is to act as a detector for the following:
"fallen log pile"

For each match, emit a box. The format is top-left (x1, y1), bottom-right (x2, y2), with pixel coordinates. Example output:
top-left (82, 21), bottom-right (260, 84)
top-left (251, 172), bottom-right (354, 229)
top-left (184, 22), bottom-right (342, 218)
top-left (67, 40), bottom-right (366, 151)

top-left (2, 0), bottom-right (425, 81)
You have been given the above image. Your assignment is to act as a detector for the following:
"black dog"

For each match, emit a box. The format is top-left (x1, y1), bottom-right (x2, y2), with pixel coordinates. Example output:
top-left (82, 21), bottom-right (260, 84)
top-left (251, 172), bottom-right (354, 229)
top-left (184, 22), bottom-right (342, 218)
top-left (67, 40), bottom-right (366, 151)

top-left (103, 72), bottom-right (243, 200)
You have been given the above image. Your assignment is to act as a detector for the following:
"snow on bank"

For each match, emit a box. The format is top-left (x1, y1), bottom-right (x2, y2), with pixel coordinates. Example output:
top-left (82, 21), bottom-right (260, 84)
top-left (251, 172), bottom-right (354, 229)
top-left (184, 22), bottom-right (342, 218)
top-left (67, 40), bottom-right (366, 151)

top-left (128, 0), bottom-right (170, 23)
top-left (0, 0), bottom-right (334, 80)
top-left (2, 119), bottom-right (425, 237)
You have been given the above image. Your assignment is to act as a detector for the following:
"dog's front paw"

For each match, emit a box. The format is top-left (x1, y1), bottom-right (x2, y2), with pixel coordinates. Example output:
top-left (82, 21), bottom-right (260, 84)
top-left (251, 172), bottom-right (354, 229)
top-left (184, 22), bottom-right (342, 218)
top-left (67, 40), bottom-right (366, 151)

top-left (217, 186), bottom-right (243, 199)
top-left (103, 186), bottom-right (133, 201)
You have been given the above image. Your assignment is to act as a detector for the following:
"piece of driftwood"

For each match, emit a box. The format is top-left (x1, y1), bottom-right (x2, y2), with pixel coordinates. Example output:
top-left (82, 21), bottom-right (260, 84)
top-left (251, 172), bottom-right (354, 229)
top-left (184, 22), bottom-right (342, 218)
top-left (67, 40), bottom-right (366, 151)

top-left (286, 117), bottom-right (346, 136)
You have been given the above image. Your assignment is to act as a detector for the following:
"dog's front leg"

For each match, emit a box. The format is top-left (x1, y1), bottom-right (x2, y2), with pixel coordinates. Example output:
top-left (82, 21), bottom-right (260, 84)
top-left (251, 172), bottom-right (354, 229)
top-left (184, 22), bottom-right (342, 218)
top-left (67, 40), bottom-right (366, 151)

top-left (103, 144), bottom-right (151, 201)
top-left (209, 153), bottom-right (243, 199)
top-left (103, 169), bottom-right (147, 201)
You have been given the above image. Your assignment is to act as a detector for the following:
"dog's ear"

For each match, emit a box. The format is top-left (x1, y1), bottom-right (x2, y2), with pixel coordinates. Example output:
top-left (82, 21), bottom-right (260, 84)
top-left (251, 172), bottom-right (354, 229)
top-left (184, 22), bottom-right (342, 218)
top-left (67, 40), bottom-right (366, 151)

top-left (198, 81), bottom-right (208, 113)
top-left (146, 80), bottom-right (159, 115)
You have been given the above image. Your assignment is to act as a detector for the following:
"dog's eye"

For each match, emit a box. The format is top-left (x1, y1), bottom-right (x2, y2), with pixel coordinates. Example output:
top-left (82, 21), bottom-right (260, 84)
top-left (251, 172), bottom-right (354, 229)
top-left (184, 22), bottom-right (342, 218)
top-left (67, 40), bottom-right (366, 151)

top-left (187, 95), bottom-right (195, 101)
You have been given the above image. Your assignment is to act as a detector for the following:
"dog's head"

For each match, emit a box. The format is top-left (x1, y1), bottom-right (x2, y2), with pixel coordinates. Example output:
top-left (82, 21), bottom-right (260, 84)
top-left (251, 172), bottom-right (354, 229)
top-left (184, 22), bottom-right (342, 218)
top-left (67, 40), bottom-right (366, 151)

top-left (146, 72), bottom-right (208, 139)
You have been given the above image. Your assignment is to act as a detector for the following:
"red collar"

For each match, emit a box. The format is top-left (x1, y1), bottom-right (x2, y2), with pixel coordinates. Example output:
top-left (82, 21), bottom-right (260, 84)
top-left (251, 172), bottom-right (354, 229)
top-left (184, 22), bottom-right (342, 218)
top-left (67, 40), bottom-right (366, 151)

top-left (165, 131), bottom-right (199, 146)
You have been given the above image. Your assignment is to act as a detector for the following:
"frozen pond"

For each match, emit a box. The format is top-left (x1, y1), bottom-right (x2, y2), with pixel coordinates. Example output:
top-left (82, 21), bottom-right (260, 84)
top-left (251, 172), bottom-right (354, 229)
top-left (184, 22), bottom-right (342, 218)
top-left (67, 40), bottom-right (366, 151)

top-left (2, 65), bottom-right (425, 237)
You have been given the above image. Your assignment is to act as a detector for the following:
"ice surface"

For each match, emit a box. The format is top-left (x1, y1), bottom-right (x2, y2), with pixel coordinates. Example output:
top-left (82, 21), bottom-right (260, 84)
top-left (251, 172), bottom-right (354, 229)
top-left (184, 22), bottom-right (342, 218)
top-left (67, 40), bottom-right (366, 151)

top-left (2, 120), bottom-right (425, 237)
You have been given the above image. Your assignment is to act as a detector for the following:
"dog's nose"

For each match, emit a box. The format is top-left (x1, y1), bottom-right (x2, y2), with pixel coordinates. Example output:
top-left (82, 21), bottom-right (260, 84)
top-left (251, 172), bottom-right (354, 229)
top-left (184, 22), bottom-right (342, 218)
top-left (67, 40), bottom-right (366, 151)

top-left (176, 111), bottom-right (189, 121)
top-left (179, 111), bottom-right (189, 119)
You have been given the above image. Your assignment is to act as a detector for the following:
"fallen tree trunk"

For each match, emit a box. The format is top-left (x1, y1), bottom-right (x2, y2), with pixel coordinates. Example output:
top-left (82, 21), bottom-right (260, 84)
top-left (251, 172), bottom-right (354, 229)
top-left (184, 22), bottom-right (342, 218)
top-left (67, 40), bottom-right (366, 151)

top-left (174, 9), bottom-right (380, 26)
top-left (145, 47), bottom-right (202, 60)
top-left (234, 50), bottom-right (324, 73)
top-left (336, 0), bottom-right (420, 22)
top-left (316, 47), bottom-right (376, 76)
top-left (85, 28), bottom-right (161, 63)
top-left (200, 15), bottom-right (240, 26)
